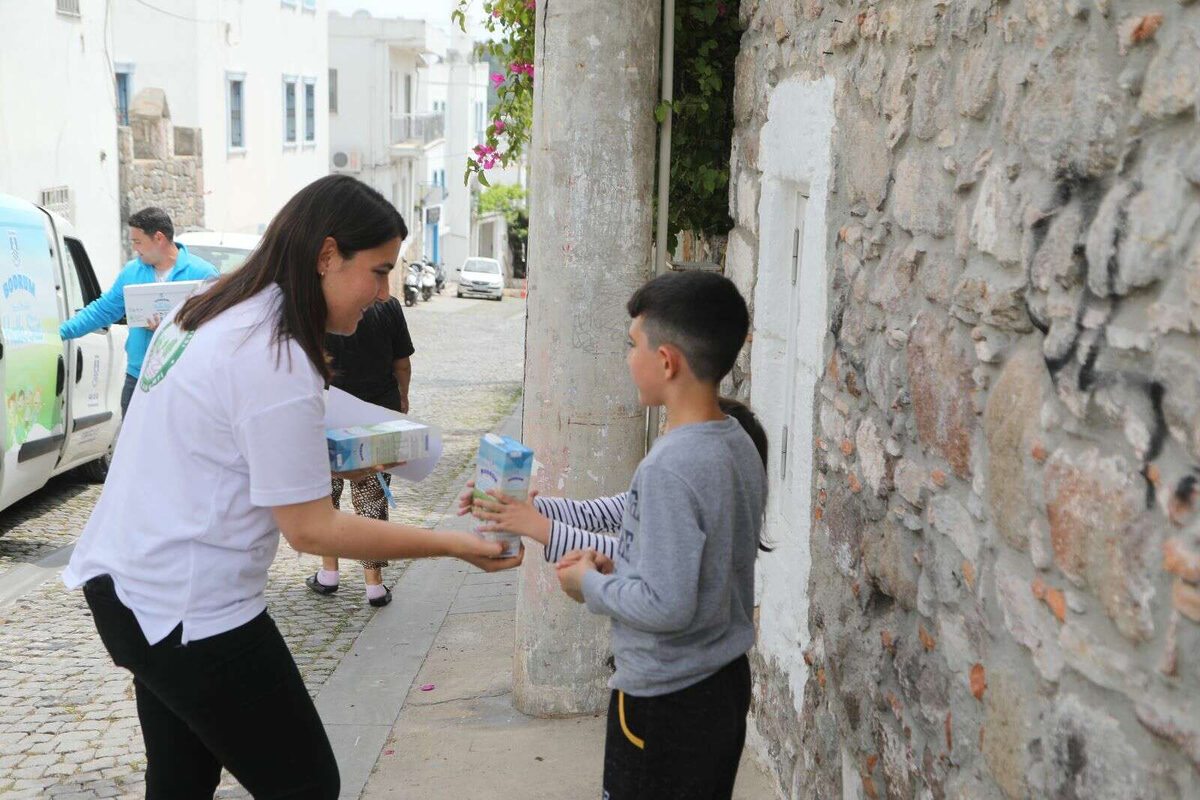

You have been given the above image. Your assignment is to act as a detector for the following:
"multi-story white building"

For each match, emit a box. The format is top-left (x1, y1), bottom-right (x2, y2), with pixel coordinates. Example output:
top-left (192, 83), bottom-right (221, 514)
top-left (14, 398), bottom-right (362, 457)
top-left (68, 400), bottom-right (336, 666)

top-left (327, 11), bottom-right (438, 263)
top-left (328, 3), bottom-right (490, 273)
top-left (0, 0), bottom-right (122, 277)
top-left (111, 0), bottom-right (329, 235)
top-left (423, 45), bottom-right (492, 272)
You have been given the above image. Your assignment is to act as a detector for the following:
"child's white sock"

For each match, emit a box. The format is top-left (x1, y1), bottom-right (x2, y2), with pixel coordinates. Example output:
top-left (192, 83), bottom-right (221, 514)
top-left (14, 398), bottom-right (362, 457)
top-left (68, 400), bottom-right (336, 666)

top-left (365, 583), bottom-right (387, 601)
top-left (317, 568), bottom-right (339, 587)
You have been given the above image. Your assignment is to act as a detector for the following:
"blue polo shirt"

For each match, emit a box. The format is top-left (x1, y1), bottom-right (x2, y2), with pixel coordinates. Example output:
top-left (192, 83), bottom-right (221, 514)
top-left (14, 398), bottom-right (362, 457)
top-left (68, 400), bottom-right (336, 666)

top-left (59, 243), bottom-right (218, 378)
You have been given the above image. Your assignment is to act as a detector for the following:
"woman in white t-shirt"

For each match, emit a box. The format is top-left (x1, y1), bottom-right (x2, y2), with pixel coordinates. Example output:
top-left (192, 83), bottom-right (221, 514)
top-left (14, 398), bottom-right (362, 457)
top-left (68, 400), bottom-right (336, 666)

top-left (62, 175), bottom-right (519, 799)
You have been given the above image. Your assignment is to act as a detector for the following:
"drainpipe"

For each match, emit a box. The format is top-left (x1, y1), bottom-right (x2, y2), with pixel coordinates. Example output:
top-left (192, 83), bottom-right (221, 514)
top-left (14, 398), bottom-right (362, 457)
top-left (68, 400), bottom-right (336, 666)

top-left (647, 0), bottom-right (675, 452)
top-left (655, 0), bottom-right (674, 278)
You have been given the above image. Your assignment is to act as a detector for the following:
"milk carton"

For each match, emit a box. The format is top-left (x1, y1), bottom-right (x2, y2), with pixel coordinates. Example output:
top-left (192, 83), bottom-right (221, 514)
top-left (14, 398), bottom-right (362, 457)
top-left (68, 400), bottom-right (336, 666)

top-left (327, 419), bottom-right (432, 472)
top-left (123, 280), bottom-right (206, 327)
top-left (473, 434), bottom-right (534, 557)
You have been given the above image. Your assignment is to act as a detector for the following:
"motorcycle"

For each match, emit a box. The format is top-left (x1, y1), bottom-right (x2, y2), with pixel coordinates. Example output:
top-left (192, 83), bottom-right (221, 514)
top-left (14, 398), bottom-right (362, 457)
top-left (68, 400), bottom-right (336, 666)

top-left (403, 263), bottom-right (420, 307)
top-left (433, 262), bottom-right (446, 294)
top-left (420, 262), bottom-right (437, 302)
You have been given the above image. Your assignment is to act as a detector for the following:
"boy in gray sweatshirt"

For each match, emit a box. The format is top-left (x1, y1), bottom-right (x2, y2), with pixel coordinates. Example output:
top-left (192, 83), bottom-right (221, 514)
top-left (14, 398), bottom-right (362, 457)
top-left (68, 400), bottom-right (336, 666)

top-left (476, 271), bottom-right (768, 800)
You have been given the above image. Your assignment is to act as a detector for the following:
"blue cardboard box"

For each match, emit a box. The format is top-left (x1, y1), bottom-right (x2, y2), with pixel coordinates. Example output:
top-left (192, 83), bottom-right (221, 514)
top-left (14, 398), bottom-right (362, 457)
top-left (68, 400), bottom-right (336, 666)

top-left (327, 419), bottom-right (432, 472)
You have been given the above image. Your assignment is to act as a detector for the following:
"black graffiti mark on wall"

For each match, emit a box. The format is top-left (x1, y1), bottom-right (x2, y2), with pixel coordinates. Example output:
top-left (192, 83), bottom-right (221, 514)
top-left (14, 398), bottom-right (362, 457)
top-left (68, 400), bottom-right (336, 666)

top-left (1024, 168), bottom-right (1187, 510)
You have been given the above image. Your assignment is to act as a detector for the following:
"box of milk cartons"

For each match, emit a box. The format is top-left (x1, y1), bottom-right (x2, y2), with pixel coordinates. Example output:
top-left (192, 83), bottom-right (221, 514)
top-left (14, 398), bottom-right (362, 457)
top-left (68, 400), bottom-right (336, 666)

top-left (473, 434), bottom-right (534, 558)
top-left (327, 419), bottom-right (432, 472)
top-left (123, 280), bottom-right (206, 327)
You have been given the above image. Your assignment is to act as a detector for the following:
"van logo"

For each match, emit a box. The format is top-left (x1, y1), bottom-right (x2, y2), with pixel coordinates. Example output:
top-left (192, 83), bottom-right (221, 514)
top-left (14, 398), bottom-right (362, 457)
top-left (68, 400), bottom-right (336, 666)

top-left (7, 230), bottom-right (19, 270)
top-left (2, 273), bottom-right (35, 299)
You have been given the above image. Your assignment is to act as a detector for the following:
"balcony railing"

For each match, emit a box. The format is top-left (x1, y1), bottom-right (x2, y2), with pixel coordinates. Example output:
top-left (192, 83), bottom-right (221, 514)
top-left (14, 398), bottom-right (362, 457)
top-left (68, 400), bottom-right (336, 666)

top-left (391, 113), bottom-right (445, 146)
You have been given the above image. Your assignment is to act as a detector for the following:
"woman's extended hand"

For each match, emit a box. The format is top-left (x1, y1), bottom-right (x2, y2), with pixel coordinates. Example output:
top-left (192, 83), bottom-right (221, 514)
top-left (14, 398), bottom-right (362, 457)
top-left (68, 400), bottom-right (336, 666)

top-left (439, 529), bottom-right (524, 572)
top-left (473, 490), bottom-right (551, 546)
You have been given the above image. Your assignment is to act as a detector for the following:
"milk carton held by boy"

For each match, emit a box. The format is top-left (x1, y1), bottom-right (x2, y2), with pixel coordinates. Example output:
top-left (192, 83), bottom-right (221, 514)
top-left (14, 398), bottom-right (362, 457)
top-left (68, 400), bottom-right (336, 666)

top-left (473, 434), bottom-right (534, 558)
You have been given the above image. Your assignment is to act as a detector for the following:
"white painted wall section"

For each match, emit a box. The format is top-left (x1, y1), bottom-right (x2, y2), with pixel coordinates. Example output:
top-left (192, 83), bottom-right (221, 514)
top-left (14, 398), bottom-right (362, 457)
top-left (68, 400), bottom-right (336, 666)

top-left (749, 76), bottom-right (835, 718)
top-left (113, 0), bottom-right (329, 234)
top-left (0, 0), bottom-right (121, 272)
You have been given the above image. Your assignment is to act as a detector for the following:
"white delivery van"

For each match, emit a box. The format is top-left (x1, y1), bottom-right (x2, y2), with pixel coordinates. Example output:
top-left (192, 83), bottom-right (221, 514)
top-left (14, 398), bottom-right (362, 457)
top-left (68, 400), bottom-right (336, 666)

top-left (0, 194), bottom-right (125, 513)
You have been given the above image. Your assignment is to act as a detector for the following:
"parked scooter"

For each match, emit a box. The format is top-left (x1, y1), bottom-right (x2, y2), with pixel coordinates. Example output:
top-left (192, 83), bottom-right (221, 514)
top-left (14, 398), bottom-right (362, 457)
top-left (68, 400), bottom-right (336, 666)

top-left (433, 262), bottom-right (446, 294)
top-left (404, 263), bottom-right (421, 307)
top-left (420, 262), bottom-right (437, 302)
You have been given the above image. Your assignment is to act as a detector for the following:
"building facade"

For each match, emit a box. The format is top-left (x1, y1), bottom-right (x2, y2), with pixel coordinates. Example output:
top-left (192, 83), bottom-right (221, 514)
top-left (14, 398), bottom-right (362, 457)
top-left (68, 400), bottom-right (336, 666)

top-left (328, 10), bottom-right (438, 269)
top-left (111, 0), bottom-right (329, 235)
top-left (0, 0), bottom-right (122, 278)
top-left (724, 2), bottom-right (1200, 798)
top-left (328, 3), bottom-right (490, 275)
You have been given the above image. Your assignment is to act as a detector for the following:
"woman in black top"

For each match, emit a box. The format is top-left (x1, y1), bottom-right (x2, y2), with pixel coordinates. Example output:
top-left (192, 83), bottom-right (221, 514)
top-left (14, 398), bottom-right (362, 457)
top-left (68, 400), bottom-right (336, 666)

top-left (306, 296), bottom-right (414, 606)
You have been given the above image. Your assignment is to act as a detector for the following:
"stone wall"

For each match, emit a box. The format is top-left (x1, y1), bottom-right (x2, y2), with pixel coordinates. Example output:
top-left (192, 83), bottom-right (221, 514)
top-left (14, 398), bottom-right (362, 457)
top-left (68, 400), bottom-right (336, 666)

top-left (727, 0), bottom-right (1200, 797)
top-left (117, 88), bottom-right (205, 261)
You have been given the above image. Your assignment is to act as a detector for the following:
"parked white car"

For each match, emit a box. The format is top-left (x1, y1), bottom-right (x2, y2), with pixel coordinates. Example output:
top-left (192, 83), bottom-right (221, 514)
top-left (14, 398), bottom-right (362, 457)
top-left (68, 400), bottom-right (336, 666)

top-left (176, 231), bottom-right (261, 274)
top-left (456, 257), bottom-right (504, 301)
top-left (0, 194), bottom-right (126, 508)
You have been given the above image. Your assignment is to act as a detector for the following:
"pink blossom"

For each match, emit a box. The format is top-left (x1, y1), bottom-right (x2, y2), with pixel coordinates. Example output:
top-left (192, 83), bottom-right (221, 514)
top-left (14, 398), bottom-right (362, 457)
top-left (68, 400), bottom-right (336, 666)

top-left (525, 0), bottom-right (535, 8)
top-left (492, 8), bottom-right (501, 17)
top-left (491, 73), bottom-right (506, 88)
top-left (493, 119), bottom-right (506, 132)
top-left (474, 143), bottom-right (500, 167)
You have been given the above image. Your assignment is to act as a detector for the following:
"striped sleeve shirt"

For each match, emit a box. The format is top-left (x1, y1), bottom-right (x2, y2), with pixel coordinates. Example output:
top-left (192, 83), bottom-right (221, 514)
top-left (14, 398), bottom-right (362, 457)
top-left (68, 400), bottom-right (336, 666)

top-left (533, 494), bottom-right (626, 563)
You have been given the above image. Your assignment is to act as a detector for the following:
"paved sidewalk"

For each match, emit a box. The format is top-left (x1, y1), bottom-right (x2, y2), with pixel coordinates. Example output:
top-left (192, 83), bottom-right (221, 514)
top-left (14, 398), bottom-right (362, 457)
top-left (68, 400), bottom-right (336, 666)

top-left (0, 295), bottom-right (527, 798)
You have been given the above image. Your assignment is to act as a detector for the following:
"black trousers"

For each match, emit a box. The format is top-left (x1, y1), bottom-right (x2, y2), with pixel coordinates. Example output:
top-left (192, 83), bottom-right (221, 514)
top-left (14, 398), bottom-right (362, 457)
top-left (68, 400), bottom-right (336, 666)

top-left (602, 655), bottom-right (752, 800)
top-left (83, 575), bottom-right (339, 799)
top-left (120, 372), bottom-right (137, 417)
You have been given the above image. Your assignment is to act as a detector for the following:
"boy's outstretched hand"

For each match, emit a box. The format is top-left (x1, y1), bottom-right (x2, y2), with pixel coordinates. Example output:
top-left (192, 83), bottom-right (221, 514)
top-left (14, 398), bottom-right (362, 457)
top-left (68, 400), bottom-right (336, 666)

top-left (555, 548), bottom-right (614, 603)
top-left (458, 481), bottom-right (552, 546)
top-left (455, 480), bottom-right (479, 517)
top-left (456, 479), bottom-right (540, 516)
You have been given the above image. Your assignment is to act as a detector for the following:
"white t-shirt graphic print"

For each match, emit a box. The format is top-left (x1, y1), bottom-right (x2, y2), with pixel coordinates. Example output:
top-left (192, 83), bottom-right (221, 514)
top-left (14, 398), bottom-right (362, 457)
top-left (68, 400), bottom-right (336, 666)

top-left (64, 286), bottom-right (333, 644)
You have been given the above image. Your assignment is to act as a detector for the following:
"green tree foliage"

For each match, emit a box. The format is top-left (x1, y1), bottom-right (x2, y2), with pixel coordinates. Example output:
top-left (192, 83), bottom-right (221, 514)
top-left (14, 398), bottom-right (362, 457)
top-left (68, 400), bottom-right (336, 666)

top-left (455, 0), bottom-right (742, 249)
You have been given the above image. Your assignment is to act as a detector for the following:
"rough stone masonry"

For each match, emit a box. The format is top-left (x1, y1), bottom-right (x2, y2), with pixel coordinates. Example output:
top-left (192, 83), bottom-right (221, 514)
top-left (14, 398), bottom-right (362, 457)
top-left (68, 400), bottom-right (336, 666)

top-left (725, 0), bottom-right (1200, 797)
top-left (118, 88), bottom-right (205, 261)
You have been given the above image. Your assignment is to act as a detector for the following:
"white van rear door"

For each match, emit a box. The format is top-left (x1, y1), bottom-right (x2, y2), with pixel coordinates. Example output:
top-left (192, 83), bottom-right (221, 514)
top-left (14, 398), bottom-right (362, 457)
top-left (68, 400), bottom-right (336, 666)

top-left (0, 203), bottom-right (68, 508)
top-left (57, 236), bottom-right (117, 468)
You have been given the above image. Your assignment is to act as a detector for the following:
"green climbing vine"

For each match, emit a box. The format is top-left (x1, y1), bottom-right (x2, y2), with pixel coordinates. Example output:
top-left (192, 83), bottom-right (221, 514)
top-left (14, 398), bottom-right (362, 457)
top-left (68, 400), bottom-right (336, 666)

top-left (453, 0), bottom-right (742, 250)
top-left (658, 1), bottom-right (742, 252)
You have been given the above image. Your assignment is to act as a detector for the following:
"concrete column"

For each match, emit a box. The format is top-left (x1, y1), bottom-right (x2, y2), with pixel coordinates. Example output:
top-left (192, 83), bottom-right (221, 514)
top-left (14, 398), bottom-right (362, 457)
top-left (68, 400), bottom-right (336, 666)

top-left (514, 0), bottom-right (661, 716)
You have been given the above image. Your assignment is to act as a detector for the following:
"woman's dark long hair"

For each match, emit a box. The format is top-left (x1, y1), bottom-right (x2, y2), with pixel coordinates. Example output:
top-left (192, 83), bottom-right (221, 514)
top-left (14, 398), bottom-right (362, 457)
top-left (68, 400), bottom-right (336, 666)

top-left (719, 396), bottom-right (774, 553)
top-left (175, 175), bottom-right (406, 383)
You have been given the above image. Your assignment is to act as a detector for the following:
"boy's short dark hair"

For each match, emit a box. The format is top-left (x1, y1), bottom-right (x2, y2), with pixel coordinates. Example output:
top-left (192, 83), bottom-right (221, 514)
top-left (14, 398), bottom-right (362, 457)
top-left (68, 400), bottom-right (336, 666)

top-left (128, 207), bottom-right (174, 241)
top-left (626, 270), bottom-right (750, 383)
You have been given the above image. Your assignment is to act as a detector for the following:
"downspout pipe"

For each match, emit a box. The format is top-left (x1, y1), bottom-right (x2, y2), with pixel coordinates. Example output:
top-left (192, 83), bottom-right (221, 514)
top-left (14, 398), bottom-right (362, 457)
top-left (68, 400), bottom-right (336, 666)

top-left (647, 0), bottom-right (675, 452)
top-left (655, 0), bottom-right (674, 277)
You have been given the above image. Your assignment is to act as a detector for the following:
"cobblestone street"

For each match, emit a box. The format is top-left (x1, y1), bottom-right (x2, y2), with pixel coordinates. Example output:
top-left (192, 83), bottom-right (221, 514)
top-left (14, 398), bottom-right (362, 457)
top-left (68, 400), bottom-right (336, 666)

top-left (0, 292), bottom-right (526, 798)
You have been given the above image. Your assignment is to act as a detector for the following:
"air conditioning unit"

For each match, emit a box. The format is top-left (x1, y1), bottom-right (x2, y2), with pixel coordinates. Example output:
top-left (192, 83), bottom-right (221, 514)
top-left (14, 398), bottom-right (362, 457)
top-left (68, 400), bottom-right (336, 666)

top-left (331, 148), bottom-right (361, 173)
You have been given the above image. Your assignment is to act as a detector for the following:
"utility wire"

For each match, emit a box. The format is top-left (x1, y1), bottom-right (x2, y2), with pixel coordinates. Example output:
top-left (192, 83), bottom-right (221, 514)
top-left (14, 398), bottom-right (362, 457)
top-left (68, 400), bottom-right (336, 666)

top-left (128, 0), bottom-right (224, 24)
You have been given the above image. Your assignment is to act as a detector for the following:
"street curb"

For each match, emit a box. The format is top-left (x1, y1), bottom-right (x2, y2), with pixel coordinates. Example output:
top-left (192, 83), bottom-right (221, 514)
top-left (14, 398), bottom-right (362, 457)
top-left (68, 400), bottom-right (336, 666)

top-left (0, 542), bottom-right (76, 611)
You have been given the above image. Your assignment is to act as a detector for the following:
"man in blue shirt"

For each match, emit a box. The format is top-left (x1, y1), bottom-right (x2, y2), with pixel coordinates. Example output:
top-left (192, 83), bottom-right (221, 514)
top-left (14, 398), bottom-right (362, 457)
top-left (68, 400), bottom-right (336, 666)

top-left (60, 207), bottom-right (218, 416)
